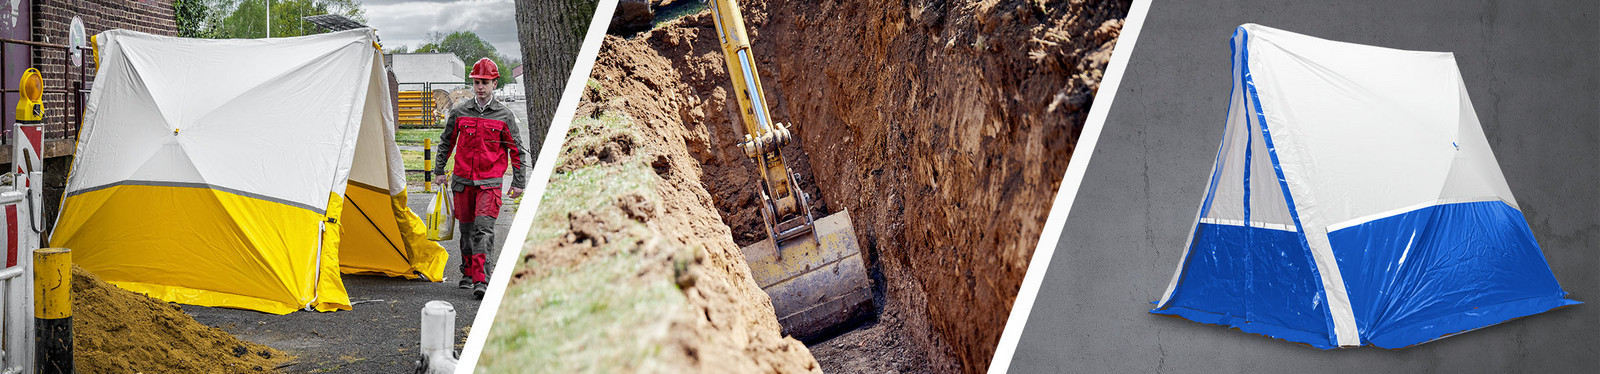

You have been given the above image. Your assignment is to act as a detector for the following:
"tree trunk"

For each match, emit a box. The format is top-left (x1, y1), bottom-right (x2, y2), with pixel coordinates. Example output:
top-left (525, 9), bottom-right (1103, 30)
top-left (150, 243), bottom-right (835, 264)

top-left (517, 0), bottom-right (599, 161)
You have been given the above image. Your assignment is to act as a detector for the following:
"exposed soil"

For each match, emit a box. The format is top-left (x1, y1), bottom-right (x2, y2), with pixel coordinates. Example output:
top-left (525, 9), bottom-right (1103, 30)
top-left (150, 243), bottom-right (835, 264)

top-left (593, 14), bottom-right (952, 372)
top-left (595, 0), bottom-right (1126, 372)
top-left (588, 0), bottom-right (1126, 370)
top-left (71, 265), bottom-right (285, 373)
top-left (611, 0), bottom-right (656, 34)
top-left (497, 79), bottom-right (818, 371)
top-left (747, 1), bottom-right (1128, 372)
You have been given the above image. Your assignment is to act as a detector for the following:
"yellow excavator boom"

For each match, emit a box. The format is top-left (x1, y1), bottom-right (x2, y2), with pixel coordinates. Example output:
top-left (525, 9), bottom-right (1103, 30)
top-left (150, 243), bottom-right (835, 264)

top-left (710, 0), bottom-right (804, 234)
top-left (707, 0), bottom-right (873, 339)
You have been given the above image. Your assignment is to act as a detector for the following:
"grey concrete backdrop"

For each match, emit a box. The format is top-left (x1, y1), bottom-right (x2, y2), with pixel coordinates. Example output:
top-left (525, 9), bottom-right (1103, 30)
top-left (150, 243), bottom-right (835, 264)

top-left (1011, 1), bottom-right (1599, 372)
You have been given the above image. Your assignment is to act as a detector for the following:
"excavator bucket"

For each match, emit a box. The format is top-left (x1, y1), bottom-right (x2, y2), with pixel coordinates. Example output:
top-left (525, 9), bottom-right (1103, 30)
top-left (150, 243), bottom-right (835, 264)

top-left (741, 208), bottom-right (873, 339)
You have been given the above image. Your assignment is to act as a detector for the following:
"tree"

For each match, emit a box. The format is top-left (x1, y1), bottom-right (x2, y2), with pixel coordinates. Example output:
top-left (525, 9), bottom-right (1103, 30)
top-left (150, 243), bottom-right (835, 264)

top-left (517, 0), bottom-right (599, 161)
top-left (175, 0), bottom-right (206, 37)
top-left (216, 0), bottom-right (366, 39)
top-left (270, 0), bottom-right (366, 38)
top-left (415, 31), bottom-right (512, 86)
top-left (504, 59), bottom-right (523, 82)
top-left (174, 0), bottom-right (234, 38)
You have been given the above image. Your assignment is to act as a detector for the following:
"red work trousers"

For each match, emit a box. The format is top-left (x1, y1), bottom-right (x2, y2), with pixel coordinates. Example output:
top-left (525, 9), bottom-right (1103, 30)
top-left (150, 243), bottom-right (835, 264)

top-left (453, 184), bottom-right (502, 283)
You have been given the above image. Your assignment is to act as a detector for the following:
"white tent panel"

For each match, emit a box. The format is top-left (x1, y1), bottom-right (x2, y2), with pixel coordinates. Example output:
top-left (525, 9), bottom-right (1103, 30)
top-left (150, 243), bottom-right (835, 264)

top-left (130, 144), bottom-right (205, 185)
top-left (350, 49), bottom-right (407, 193)
top-left (73, 43), bottom-right (195, 188)
top-left (1437, 77), bottom-right (1518, 209)
top-left (71, 30), bottom-right (378, 211)
top-left (1198, 67), bottom-right (1295, 229)
top-left (1246, 98), bottom-right (1295, 229)
top-left (1199, 48), bottom-right (1251, 223)
top-left (1245, 25), bottom-right (1463, 232)
top-left (116, 31), bottom-right (367, 133)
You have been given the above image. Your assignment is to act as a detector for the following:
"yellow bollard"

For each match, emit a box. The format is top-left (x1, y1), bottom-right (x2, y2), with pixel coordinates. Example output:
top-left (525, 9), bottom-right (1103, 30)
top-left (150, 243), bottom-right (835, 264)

top-left (424, 138), bottom-right (434, 192)
top-left (33, 248), bottom-right (72, 374)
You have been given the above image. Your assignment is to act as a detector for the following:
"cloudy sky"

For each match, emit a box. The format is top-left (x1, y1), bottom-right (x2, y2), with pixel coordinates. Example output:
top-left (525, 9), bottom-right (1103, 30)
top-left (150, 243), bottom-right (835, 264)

top-left (362, 0), bottom-right (522, 61)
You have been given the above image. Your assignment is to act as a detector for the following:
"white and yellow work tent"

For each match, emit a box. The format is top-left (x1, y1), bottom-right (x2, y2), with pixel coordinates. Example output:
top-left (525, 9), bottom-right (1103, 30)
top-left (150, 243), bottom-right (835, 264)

top-left (51, 28), bottom-right (448, 314)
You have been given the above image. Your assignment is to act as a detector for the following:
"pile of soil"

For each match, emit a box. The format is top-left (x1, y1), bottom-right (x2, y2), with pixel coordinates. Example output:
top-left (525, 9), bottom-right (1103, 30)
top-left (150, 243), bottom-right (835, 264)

top-left (601, 0), bottom-right (1128, 372)
top-left (72, 265), bottom-right (284, 373)
top-left (509, 82), bottom-right (820, 371)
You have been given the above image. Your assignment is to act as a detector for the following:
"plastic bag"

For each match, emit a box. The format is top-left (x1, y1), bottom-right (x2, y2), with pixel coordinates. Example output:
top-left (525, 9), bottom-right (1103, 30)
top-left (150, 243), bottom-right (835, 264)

top-left (426, 183), bottom-right (455, 241)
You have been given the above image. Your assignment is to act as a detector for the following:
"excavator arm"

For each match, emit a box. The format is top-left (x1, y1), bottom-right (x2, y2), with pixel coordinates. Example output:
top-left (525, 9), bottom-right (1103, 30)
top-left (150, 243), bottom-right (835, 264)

top-left (707, 0), bottom-right (873, 340)
top-left (709, 0), bottom-right (809, 241)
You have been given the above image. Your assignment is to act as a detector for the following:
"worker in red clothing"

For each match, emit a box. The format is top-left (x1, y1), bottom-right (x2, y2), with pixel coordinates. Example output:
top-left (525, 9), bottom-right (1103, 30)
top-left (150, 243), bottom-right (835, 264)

top-left (434, 58), bottom-right (527, 299)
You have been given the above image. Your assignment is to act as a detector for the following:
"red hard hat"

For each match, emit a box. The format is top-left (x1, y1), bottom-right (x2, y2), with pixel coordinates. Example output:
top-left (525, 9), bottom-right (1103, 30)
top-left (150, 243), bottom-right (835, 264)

top-left (469, 58), bottom-right (500, 80)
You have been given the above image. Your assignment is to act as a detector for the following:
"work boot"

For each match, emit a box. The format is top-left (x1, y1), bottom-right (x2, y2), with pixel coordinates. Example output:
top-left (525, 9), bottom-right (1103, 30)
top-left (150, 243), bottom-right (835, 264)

top-left (473, 282), bottom-right (488, 300)
top-left (458, 278), bottom-right (473, 289)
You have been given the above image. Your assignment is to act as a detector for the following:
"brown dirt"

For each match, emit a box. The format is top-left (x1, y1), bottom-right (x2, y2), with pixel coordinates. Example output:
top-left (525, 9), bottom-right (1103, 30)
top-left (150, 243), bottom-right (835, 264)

top-left (589, 13), bottom-right (953, 372)
top-left (510, 79), bottom-right (820, 371)
top-left (746, 1), bottom-right (1129, 372)
top-left (71, 265), bottom-right (286, 373)
top-left (611, 0), bottom-right (656, 34)
top-left (589, 0), bottom-right (1126, 372)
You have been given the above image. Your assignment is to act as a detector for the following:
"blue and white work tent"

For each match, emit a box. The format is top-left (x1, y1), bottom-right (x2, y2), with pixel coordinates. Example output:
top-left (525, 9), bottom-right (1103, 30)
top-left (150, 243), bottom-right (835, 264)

top-left (1150, 24), bottom-right (1579, 349)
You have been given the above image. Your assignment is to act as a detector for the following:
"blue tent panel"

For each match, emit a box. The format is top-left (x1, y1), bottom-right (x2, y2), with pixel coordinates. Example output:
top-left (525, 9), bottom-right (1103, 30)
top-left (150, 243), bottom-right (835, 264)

top-left (1154, 23), bottom-right (1580, 350)
top-left (1154, 223), bottom-right (1334, 348)
top-left (1329, 200), bottom-right (1581, 348)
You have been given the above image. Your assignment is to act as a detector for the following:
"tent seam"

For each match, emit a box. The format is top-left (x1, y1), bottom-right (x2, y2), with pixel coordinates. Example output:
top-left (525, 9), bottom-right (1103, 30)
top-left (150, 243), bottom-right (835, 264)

top-left (1241, 26), bottom-right (1361, 347)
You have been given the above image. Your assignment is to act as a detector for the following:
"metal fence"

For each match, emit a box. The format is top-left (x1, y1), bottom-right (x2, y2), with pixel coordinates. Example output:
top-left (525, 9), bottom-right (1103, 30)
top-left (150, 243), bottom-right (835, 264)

top-left (398, 81), bottom-right (465, 128)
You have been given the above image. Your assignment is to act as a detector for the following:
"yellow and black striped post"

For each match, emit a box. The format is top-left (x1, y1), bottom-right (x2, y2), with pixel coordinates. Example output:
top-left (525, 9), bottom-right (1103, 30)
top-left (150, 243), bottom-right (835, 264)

top-left (424, 138), bottom-right (434, 192)
top-left (34, 248), bottom-right (72, 374)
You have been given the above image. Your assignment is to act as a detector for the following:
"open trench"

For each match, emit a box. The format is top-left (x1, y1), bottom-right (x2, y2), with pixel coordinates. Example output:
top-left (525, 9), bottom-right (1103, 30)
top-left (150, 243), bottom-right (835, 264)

top-left (588, 0), bottom-right (1128, 372)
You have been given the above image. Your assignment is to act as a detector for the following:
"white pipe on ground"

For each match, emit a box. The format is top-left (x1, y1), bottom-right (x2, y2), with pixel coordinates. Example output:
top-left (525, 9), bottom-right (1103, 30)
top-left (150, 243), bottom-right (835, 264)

top-left (417, 300), bottom-right (457, 374)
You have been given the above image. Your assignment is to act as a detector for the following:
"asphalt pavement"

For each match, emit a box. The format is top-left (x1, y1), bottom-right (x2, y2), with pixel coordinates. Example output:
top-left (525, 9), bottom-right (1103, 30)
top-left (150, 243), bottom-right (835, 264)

top-left (1010, 1), bottom-right (1599, 373)
top-left (185, 99), bottom-right (531, 373)
top-left (184, 190), bottom-right (518, 373)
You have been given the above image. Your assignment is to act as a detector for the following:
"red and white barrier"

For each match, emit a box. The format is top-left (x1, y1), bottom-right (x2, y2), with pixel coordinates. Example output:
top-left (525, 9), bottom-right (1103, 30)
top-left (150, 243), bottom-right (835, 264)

top-left (0, 171), bottom-right (39, 374)
top-left (1, 117), bottom-right (43, 373)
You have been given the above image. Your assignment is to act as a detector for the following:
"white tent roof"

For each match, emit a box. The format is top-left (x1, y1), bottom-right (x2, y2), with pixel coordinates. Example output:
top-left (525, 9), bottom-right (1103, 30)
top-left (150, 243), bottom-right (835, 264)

top-left (1246, 25), bottom-right (1514, 231)
top-left (73, 28), bottom-right (382, 212)
top-left (1197, 24), bottom-right (1517, 234)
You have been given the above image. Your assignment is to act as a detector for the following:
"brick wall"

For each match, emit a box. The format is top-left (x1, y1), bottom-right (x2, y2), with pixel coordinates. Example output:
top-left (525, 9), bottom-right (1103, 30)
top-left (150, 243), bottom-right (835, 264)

top-left (27, 0), bottom-right (175, 239)
top-left (32, 0), bottom-right (176, 138)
